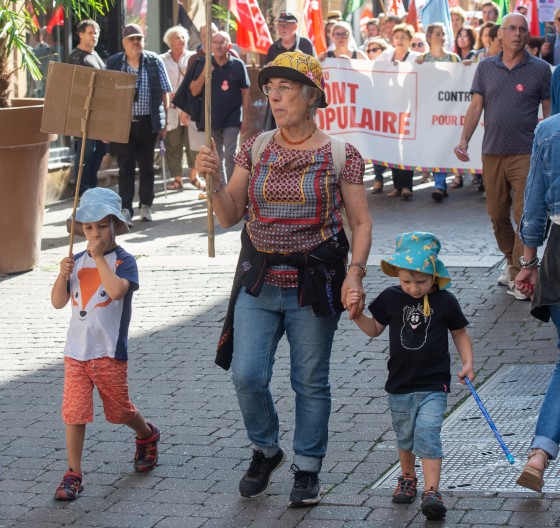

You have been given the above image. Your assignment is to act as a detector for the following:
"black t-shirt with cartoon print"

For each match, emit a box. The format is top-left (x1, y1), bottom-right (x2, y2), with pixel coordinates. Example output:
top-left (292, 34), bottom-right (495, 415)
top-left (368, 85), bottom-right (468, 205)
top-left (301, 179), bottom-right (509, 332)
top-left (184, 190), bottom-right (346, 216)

top-left (368, 286), bottom-right (469, 394)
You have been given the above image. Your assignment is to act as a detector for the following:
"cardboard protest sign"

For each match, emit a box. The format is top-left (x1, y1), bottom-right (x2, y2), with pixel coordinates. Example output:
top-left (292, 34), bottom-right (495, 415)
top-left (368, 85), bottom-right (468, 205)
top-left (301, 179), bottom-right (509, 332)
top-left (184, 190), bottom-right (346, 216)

top-left (41, 62), bottom-right (136, 143)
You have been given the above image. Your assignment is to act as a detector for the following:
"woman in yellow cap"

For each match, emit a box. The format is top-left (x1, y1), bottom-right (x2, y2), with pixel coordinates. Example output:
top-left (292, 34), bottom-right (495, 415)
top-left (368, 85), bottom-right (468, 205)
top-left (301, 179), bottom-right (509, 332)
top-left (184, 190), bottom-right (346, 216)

top-left (195, 51), bottom-right (372, 508)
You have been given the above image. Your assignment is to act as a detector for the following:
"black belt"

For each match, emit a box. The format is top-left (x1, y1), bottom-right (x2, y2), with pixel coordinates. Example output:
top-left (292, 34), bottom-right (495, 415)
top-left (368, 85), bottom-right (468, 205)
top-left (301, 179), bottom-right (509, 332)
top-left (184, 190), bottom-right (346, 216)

top-left (132, 115), bottom-right (150, 122)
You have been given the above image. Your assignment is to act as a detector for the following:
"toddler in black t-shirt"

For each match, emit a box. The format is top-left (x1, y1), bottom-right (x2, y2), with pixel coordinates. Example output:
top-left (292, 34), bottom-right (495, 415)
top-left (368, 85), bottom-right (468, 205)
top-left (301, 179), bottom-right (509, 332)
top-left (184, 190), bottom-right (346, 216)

top-left (346, 232), bottom-right (474, 521)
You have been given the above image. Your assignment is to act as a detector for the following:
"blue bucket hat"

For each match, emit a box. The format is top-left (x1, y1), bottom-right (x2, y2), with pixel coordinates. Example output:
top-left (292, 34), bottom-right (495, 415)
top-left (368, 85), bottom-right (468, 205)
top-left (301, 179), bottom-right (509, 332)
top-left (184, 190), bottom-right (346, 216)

top-left (381, 232), bottom-right (451, 316)
top-left (67, 187), bottom-right (129, 237)
top-left (381, 231), bottom-right (451, 288)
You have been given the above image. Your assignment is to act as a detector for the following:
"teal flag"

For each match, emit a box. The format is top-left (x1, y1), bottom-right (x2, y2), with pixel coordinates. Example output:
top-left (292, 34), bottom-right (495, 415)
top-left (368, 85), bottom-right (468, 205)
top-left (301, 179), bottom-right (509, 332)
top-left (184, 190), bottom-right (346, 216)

top-left (343, 0), bottom-right (366, 20)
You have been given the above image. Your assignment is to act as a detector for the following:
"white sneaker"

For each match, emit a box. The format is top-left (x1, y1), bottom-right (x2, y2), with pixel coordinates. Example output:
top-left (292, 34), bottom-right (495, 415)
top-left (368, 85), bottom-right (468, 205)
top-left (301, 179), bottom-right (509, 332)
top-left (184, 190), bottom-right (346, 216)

top-left (121, 209), bottom-right (133, 227)
top-left (497, 268), bottom-right (511, 286)
top-left (139, 204), bottom-right (152, 222)
top-left (507, 284), bottom-right (530, 301)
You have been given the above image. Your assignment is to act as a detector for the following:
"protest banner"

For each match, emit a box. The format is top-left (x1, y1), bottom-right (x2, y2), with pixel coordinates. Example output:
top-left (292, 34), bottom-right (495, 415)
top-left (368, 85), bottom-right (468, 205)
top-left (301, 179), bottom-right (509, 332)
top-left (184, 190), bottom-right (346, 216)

top-left (317, 59), bottom-right (484, 174)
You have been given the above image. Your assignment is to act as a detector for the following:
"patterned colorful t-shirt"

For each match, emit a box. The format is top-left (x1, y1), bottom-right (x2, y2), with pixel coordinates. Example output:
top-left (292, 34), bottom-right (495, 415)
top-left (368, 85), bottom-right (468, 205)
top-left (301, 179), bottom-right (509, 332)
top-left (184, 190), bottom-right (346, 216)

top-left (235, 134), bottom-right (365, 287)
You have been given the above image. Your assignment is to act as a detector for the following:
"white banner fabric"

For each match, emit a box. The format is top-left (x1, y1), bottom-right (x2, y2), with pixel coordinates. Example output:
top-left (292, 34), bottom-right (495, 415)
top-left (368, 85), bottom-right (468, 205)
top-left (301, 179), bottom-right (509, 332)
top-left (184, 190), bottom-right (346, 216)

top-left (316, 59), bottom-right (484, 174)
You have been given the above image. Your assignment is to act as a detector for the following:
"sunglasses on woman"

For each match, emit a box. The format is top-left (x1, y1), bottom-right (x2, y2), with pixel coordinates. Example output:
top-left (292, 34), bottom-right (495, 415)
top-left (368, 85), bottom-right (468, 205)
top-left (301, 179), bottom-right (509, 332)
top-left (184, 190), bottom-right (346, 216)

top-left (411, 42), bottom-right (424, 48)
top-left (367, 47), bottom-right (382, 53)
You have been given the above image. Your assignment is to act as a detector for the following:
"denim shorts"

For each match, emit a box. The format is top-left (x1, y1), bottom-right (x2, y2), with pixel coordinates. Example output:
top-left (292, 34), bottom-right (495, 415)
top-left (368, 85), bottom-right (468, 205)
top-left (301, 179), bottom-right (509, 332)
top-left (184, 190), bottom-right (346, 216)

top-left (388, 391), bottom-right (447, 459)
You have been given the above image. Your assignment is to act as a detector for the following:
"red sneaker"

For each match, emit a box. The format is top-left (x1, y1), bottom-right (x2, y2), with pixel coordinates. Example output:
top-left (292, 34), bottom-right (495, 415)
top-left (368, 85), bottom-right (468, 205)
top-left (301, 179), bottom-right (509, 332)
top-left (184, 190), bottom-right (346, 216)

top-left (134, 422), bottom-right (160, 472)
top-left (54, 470), bottom-right (83, 500)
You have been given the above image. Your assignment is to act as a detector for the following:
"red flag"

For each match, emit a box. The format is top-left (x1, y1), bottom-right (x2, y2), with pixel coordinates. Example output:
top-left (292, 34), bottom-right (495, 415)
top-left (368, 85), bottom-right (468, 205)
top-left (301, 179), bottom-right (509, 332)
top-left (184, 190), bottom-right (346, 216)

top-left (229, 0), bottom-right (273, 54)
top-left (303, 0), bottom-right (327, 56)
top-left (527, 1), bottom-right (540, 36)
top-left (46, 5), bottom-right (65, 33)
top-left (406, 0), bottom-right (419, 32)
top-left (360, 6), bottom-right (374, 36)
top-left (388, 0), bottom-right (406, 18)
top-left (26, 3), bottom-right (41, 30)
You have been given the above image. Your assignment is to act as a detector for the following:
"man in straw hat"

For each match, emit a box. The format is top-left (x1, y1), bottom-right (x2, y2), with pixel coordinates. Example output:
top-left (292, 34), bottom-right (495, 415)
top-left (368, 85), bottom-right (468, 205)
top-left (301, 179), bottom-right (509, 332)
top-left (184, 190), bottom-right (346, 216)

top-left (346, 232), bottom-right (474, 521)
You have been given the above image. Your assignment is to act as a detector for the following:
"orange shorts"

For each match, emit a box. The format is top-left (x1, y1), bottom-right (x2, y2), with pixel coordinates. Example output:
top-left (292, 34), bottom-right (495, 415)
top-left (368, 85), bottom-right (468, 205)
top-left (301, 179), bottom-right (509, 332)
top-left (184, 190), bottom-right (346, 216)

top-left (62, 356), bottom-right (138, 425)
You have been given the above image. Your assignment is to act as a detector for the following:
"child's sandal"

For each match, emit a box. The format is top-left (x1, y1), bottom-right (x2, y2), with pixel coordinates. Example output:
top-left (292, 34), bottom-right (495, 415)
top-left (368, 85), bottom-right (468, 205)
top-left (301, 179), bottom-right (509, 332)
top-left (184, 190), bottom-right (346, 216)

top-left (516, 448), bottom-right (549, 492)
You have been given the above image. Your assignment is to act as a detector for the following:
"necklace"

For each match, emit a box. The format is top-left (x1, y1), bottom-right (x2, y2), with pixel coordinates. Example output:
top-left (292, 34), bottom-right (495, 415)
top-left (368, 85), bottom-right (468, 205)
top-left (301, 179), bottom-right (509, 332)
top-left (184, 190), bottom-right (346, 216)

top-left (280, 124), bottom-right (317, 146)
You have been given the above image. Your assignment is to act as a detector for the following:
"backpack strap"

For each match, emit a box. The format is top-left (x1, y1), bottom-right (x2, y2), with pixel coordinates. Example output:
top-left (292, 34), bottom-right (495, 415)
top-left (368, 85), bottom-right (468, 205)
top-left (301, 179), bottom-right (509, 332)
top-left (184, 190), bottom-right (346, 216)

top-left (329, 135), bottom-right (351, 248)
top-left (330, 135), bottom-right (346, 177)
top-left (250, 130), bottom-right (277, 166)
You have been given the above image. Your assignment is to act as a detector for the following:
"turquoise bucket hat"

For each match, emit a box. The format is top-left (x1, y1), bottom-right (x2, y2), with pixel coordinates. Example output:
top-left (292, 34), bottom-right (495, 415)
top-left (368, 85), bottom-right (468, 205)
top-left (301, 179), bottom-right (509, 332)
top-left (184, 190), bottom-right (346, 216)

top-left (381, 232), bottom-right (451, 290)
top-left (67, 187), bottom-right (129, 237)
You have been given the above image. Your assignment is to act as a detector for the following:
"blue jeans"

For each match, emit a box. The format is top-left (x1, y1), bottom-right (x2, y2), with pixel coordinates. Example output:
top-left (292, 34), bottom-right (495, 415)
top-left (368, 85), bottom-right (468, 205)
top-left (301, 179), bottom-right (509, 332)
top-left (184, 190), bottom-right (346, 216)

top-left (75, 138), bottom-right (108, 196)
top-left (531, 304), bottom-right (560, 460)
top-left (231, 284), bottom-right (340, 473)
top-left (434, 172), bottom-right (448, 192)
top-left (388, 391), bottom-right (447, 459)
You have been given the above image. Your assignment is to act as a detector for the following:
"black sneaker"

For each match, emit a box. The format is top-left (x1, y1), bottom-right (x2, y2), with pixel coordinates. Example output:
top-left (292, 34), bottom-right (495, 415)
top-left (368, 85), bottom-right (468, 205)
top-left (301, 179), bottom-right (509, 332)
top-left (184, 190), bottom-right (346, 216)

top-left (288, 464), bottom-right (323, 507)
top-left (239, 448), bottom-right (285, 498)
top-left (421, 489), bottom-right (447, 520)
top-left (392, 474), bottom-right (418, 503)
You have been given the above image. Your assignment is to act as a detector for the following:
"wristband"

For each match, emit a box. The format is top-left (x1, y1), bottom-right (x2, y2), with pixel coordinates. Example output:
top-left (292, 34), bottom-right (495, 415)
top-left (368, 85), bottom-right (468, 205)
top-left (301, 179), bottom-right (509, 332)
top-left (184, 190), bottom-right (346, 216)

top-left (519, 255), bottom-right (539, 268)
top-left (348, 262), bottom-right (367, 277)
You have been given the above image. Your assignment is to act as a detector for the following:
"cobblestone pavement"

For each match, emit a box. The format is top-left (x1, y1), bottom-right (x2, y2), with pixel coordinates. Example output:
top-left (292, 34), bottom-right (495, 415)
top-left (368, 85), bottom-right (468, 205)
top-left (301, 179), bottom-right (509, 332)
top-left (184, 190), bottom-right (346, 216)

top-left (1, 174), bottom-right (559, 527)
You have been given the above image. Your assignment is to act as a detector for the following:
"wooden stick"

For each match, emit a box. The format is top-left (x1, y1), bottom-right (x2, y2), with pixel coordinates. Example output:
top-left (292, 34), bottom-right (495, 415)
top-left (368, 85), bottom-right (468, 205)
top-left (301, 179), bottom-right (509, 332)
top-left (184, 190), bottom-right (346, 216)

top-left (68, 71), bottom-right (98, 258)
top-left (204, 0), bottom-right (216, 258)
top-left (379, 0), bottom-right (387, 15)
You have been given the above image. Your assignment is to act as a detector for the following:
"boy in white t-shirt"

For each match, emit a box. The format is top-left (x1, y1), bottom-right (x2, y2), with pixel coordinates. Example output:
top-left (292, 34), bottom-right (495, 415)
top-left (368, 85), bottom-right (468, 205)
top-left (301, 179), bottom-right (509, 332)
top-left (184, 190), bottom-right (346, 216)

top-left (51, 188), bottom-right (159, 500)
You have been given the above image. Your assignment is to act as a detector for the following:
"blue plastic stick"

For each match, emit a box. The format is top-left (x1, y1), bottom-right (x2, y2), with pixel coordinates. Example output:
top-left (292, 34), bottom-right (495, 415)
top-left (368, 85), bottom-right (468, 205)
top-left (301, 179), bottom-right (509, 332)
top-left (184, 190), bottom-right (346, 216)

top-left (464, 377), bottom-right (515, 465)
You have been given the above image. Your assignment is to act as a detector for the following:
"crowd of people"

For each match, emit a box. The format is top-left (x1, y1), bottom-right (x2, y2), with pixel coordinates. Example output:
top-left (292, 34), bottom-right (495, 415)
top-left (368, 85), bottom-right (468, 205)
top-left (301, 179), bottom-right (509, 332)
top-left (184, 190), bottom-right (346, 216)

top-left (54, 3), bottom-right (560, 522)
top-left (69, 3), bottom-right (559, 216)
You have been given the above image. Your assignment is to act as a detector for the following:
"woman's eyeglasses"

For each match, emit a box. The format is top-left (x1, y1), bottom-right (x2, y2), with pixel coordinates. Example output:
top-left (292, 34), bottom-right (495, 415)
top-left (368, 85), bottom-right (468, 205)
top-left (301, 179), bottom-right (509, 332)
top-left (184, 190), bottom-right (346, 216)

top-left (411, 42), bottom-right (424, 48)
top-left (262, 84), bottom-right (295, 96)
top-left (333, 31), bottom-right (350, 38)
top-left (367, 47), bottom-right (382, 53)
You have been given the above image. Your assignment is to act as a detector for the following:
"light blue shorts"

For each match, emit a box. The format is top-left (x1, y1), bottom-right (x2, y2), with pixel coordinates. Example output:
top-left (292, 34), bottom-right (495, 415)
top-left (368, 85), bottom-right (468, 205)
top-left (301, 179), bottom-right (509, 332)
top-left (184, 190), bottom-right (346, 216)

top-left (388, 391), bottom-right (447, 459)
